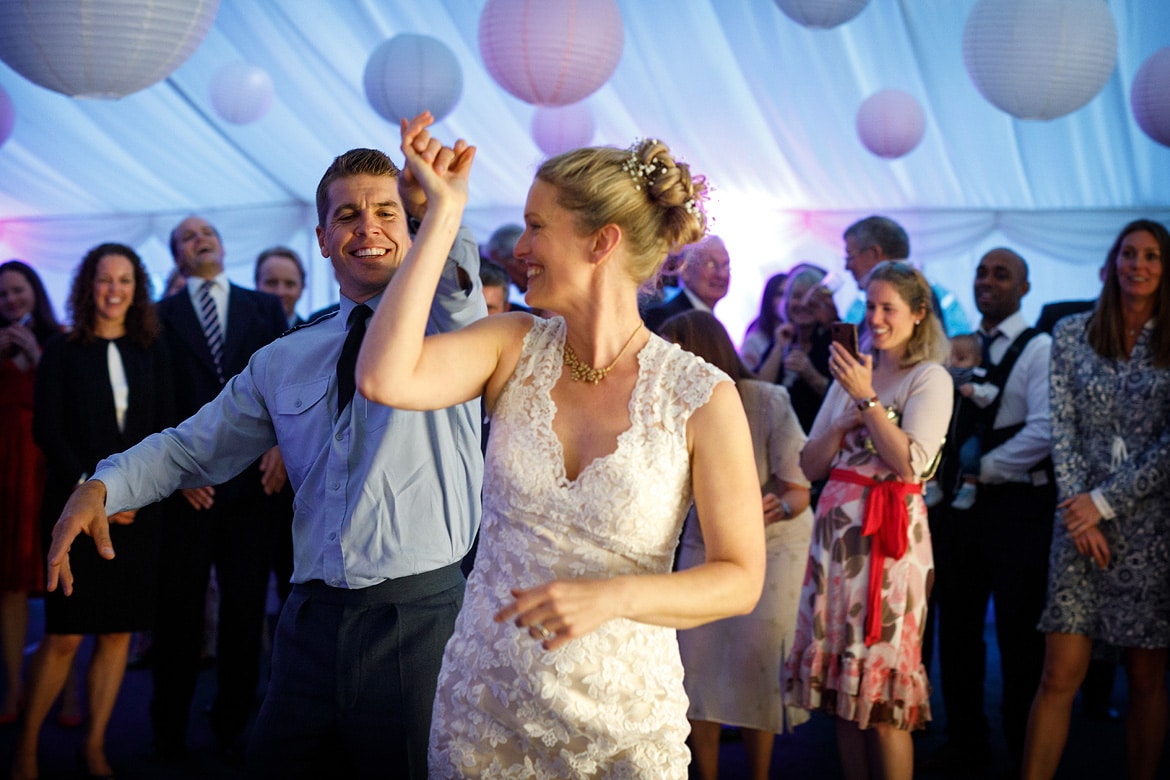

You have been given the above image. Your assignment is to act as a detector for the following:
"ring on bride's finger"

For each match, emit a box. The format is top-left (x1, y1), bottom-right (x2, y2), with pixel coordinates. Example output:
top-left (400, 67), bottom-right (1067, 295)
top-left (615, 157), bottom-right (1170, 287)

top-left (535, 624), bottom-right (555, 641)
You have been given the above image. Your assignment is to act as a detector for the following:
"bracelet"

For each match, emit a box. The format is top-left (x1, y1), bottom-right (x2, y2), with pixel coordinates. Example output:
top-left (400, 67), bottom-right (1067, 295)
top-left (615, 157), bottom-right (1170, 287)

top-left (780, 499), bottom-right (792, 519)
top-left (856, 395), bottom-right (879, 411)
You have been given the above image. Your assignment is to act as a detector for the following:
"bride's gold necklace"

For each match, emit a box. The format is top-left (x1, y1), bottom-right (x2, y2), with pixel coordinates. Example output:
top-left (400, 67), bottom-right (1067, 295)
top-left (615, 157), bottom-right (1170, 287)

top-left (564, 323), bottom-right (643, 385)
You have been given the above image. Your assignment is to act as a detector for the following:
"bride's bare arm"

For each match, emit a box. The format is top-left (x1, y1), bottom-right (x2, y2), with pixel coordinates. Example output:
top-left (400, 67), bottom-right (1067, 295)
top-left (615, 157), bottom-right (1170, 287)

top-left (357, 112), bottom-right (520, 410)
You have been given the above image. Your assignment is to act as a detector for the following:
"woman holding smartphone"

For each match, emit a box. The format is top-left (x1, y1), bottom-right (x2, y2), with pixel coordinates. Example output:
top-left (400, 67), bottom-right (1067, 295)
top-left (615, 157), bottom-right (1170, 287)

top-left (784, 261), bottom-right (951, 780)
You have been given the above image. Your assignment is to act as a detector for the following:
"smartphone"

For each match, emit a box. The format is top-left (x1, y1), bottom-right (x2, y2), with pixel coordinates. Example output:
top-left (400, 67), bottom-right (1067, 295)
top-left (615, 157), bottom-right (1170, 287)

top-left (830, 321), bottom-right (859, 360)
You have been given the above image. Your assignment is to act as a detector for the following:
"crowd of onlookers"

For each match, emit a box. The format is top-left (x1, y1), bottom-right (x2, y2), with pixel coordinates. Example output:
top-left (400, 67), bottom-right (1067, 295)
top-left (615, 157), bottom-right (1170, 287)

top-left (1, 207), bottom-right (1167, 779)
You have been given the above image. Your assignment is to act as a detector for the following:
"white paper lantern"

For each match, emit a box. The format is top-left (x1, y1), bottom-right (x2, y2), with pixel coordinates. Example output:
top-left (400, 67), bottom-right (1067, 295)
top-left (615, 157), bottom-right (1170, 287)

top-left (363, 34), bottom-right (463, 124)
top-left (531, 103), bottom-right (595, 156)
top-left (0, 83), bottom-right (13, 148)
top-left (0, 0), bottom-right (218, 99)
top-left (209, 62), bottom-right (274, 125)
top-left (962, 0), bottom-right (1117, 121)
top-left (1131, 48), bottom-right (1170, 149)
top-left (773, 0), bottom-right (869, 29)
top-left (856, 90), bottom-right (925, 159)
top-left (479, 0), bottom-right (623, 107)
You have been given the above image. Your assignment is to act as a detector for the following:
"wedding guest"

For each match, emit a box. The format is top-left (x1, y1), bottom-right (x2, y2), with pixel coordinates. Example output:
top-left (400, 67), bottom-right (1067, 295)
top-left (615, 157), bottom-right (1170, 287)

top-left (1023, 219), bottom-right (1170, 780)
top-left (0, 261), bottom-right (59, 725)
top-left (255, 246), bottom-right (307, 327)
top-left (663, 310), bottom-right (811, 780)
top-left (740, 271), bottom-right (788, 371)
top-left (785, 261), bottom-right (951, 780)
top-left (13, 244), bottom-right (174, 780)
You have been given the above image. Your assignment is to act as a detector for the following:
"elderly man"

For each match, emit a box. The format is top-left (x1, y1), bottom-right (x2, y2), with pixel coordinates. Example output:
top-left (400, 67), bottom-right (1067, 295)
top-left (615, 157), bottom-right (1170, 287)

top-left (643, 234), bottom-right (731, 333)
top-left (47, 145), bottom-right (486, 779)
top-left (928, 248), bottom-right (1055, 776)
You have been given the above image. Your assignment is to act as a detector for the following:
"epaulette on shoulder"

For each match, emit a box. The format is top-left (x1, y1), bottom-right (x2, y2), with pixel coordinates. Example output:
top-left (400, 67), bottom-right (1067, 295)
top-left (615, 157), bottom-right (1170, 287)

top-left (279, 309), bottom-right (340, 338)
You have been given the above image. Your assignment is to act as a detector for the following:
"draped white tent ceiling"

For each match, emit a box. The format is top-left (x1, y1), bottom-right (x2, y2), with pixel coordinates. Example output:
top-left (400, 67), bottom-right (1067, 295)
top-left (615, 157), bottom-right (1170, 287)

top-left (1, 0), bottom-right (1168, 341)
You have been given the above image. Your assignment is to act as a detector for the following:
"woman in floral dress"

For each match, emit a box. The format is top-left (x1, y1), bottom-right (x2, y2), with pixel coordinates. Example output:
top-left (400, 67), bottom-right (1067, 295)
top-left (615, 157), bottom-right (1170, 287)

top-left (1024, 219), bottom-right (1170, 780)
top-left (784, 261), bottom-right (951, 780)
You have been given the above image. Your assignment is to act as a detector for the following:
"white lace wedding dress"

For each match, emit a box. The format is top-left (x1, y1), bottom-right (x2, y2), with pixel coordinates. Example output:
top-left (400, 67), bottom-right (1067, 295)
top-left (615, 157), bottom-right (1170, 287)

top-left (427, 316), bottom-right (728, 778)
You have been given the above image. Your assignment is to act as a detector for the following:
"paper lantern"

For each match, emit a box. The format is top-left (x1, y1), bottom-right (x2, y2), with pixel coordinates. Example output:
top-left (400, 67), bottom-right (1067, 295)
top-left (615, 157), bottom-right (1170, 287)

top-left (531, 103), bottom-right (595, 156)
top-left (363, 34), bottom-right (463, 123)
top-left (856, 90), bottom-right (925, 159)
top-left (773, 0), bottom-right (869, 29)
top-left (479, 0), bottom-right (623, 107)
top-left (1131, 48), bottom-right (1170, 148)
top-left (209, 62), bottom-right (274, 125)
top-left (0, 83), bottom-right (12, 148)
top-left (0, 0), bottom-right (218, 99)
top-left (962, 0), bottom-right (1117, 120)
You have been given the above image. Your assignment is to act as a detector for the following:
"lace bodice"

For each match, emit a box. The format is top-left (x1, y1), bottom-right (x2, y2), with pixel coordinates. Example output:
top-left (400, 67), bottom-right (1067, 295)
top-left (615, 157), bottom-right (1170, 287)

top-left (428, 315), bottom-right (729, 778)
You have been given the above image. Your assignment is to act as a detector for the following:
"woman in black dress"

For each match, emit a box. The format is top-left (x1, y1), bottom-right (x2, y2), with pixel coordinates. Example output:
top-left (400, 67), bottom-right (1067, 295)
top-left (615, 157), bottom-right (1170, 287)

top-left (12, 244), bottom-right (173, 780)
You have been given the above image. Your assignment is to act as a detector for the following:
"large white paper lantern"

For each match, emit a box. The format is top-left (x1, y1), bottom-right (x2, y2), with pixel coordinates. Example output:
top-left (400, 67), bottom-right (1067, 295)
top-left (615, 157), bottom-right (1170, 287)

top-left (1131, 48), bottom-right (1170, 149)
top-left (856, 90), bottom-right (925, 159)
top-left (363, 34), bottom-right (463, 123)
top-left (773, 0), bottom-right (869, 29)
top-left (0, 0), bottom-right (218, 99)
top-left (209, 62), bottom-right (274, 125)
top-left (532, 103), bottom-right (595, 156)
top-left (962, 0), bottom-right (1117, 120)
top-left (0, 83), bottom-right (13, 148)
top-left (479, 0), bottom-right (623, 107)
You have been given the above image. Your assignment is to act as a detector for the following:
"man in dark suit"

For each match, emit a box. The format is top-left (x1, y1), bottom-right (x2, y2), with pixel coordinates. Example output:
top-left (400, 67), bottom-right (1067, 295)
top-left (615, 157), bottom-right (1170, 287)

top-left (642, 234), bottom-right (730, 333)
top-left (152, 215), bottom-right (289, 760)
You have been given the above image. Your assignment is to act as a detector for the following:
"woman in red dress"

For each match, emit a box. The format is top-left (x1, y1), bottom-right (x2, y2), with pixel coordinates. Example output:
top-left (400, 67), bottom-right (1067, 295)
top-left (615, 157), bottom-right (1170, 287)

top-left (0, 260), bottom-right (60, 723)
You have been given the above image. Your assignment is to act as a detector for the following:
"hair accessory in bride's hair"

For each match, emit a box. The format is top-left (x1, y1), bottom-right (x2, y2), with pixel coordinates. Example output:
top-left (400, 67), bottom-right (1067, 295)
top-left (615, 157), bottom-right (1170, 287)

top-left (620, 139), bottom-right (662, 193)
top-left (621, 138), bottom-right (707, 227)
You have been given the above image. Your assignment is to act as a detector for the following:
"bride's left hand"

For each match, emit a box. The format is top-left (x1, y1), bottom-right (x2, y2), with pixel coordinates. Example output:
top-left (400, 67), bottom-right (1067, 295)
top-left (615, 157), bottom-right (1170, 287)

top-left (495, 579), bottom-right (618, 651)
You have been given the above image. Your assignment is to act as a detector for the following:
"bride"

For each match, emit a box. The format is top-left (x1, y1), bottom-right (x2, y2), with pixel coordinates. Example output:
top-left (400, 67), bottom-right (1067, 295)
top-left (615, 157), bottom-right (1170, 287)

top-left (356, 113), bottom-right (765, 777)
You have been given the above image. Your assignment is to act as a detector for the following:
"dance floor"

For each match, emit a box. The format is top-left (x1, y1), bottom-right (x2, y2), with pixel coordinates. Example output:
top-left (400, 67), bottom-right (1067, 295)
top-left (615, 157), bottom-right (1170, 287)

top-left (0, 596), bottom-right (1154, 779)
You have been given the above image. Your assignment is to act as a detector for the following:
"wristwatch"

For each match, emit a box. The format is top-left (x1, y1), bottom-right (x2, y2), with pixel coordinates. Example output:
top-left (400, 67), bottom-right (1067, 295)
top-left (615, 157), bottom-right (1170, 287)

top-left (856, 395), bottom-right (879, 411)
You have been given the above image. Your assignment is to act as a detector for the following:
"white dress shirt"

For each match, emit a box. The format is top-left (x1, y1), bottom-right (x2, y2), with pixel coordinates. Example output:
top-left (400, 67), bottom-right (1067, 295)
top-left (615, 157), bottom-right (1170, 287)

top-left (978, 310), bottom-right (1053, 484)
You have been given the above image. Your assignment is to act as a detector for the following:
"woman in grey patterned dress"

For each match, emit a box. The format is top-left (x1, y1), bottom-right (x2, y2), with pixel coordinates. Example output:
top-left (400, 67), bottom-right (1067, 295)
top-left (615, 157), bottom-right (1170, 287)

top-left (1023, 219), bottom-right (1170, 780)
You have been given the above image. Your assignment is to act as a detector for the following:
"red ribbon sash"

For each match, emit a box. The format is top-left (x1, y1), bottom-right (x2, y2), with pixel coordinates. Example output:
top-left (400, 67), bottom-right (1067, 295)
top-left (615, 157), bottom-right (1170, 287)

top-left (829, 468), bottom-right (922, 647)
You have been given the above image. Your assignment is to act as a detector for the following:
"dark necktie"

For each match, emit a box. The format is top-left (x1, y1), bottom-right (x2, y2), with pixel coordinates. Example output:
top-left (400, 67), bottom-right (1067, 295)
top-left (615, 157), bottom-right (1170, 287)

top-left (197, 280), bottom-right (225, 384)
top-left (980, 330), bottom-right (1000, 366)
top-left (337, 304), bottom-right (372, 414)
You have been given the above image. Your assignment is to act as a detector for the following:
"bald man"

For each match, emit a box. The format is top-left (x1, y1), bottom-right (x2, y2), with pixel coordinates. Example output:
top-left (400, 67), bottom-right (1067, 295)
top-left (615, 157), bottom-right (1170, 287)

top-left (928, 248), bottom-right (1055, 775)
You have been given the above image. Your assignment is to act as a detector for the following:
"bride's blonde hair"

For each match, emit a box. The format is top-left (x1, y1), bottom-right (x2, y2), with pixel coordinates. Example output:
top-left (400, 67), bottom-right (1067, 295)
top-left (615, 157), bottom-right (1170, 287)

top-left (536, 139), bottom-right (708, 284)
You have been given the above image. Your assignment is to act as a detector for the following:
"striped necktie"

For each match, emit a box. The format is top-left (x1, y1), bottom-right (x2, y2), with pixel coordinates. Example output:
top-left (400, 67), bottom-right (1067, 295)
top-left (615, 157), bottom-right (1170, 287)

top-left (198, 280), bottom-right (225, 384)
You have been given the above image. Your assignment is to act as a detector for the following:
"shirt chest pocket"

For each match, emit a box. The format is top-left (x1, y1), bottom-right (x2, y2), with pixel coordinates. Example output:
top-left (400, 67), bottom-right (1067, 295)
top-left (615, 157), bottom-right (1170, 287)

top-left (272, 376), bottom-right (331, 484)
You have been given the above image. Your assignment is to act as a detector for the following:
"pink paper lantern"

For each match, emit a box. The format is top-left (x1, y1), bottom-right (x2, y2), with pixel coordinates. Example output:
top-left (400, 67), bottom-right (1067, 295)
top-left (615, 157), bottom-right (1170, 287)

top-left (1131, 48), bottom-right (1170, 148)
top-left (773, 0), bottom-right (870, 29)
top-left (364, 34), bottom-right (463, 123)
top-left (0, 0), bottom-right (218, 99)
top-left (531, 103), bottom-right (595, 156)
top-left (479, 0), bottom-right (623, 107)
top-left (856, 90), bottom-right (925, 159)
top-left (0, 83), bottom-right (13, 148)
top-left (962, 0), bottom-right (1117, 120)
top-left (210, 62), bottom-right (275, 125)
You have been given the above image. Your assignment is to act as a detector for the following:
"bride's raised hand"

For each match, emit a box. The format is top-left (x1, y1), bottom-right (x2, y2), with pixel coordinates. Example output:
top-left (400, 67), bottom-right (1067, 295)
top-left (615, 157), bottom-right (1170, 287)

top-left (399, 111), bottom-right (475, 213)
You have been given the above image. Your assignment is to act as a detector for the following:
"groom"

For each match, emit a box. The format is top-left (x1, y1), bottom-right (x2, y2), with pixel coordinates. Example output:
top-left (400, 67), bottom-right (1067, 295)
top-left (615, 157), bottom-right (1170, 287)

top-left (46, 142), bottom-right (486, 778)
